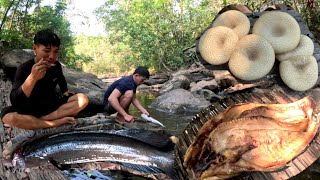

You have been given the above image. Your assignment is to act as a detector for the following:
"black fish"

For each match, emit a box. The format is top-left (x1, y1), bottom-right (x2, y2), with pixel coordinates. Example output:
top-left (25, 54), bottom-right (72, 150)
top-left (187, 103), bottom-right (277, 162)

top-left (14, 129), bottom-right (178, 179)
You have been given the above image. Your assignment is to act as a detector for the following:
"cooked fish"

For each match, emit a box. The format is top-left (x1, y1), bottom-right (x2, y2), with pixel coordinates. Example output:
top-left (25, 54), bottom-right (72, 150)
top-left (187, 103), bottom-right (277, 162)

top-left (184, 97), bottom-right (312, 168)
top-left (184, 97), bottom-right (318, 179)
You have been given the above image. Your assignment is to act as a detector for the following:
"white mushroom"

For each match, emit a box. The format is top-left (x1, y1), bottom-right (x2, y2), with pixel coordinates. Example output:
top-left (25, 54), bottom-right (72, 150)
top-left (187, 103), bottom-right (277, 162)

top-left (228, 34), bottom-right (275, 81)
top-left (276, 34), bottom-right (314, 61)
top-left (279, 55), bottom-right (318, 91)
top-left (252, 11), bottom-right (301, 54)
top-left (198, 26), bottom-right (239, 65)
top-left (212, 10), bottom-right (251, 38)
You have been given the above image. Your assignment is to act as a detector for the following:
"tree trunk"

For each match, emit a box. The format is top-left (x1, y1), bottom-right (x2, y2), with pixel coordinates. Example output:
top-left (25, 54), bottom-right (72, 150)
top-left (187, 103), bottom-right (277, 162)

top-left (8, 0), bottom-right (22, 31)
top-left (0, 0), bottom-right (16, 35)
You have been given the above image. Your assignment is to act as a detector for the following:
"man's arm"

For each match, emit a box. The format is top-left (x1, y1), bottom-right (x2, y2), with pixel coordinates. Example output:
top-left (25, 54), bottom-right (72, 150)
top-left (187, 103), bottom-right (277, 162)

top-left (11, 60), bottom-right (43, 104)
top-left (22, 59), bottom-right (49, 96)
top-left (132, 95), bottom-right (149, 115)
top-left (108, 89), bottom-right (129, 117)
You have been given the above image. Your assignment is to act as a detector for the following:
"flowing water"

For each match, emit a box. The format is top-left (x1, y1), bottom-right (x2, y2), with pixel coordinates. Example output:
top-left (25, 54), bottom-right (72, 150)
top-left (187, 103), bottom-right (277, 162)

top-left (129, 91), bottom-right (194, 136)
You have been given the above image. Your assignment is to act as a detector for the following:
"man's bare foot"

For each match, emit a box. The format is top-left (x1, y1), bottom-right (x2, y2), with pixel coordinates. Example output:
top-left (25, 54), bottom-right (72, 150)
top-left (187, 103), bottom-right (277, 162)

top-left (115, 117), bottom-right (127, 124)
top-left (49, 117), bottom-right (76, 127)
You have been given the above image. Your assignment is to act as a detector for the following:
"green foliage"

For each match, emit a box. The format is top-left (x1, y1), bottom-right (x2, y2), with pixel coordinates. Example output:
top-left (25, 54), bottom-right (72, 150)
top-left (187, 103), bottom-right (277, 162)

top-left (95, 0), bottom-right (216, 72)
top-left (0, 0), bottom-right (77, 68)
top-left (1, 0), bottom-right (319, 76)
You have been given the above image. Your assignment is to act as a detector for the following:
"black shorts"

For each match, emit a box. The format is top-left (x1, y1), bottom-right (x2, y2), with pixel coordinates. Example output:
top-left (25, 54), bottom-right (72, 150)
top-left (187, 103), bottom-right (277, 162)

top-left (103, 102), bottom-right (117, 115)
top-left (0, 95), bottom-right (70, 119)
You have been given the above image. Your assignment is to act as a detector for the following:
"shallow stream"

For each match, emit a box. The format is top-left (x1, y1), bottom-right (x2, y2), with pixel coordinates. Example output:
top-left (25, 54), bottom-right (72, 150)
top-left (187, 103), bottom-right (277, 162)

top-left (129, 91), bottom-right (194, 136)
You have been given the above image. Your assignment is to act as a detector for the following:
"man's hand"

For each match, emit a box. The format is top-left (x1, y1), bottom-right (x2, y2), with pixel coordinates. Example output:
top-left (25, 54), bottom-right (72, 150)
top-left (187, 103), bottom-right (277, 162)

top-left (123, 114), bottom-right (134, 122)
top-left (141, 110), bottom-right (149, 116)
top-left (31, 58), bottom-right (50, 81)
top-left (63, 91), bottom-right (75, 97)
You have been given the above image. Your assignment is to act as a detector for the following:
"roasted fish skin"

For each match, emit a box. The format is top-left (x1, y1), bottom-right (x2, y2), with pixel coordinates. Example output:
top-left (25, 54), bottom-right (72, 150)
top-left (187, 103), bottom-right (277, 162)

top-left (183, 103), bottom-right (260, 167)
top-left (200, 117), bottom-right (319, 179)
top-left (184, 97), bottom-right (313, 168)
top-left (183, 97), bottom-right (318, 179)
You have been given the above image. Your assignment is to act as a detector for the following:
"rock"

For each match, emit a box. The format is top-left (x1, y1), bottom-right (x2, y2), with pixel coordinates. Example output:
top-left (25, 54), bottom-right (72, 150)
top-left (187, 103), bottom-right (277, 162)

top-left (159, 75), bottom-right (190, 94)
top-left (189, 79), bottom-right (218, 92)
top-left (144, 74), bottom-right (170, 86)
top-left (191, 89), bottom-right (222, 101)
top-left (137, 84), bottom-right (153, 91)
top-left (0, 49), bottom-right (34, 81)
top-left (150, 88), bottom-right (210, 113)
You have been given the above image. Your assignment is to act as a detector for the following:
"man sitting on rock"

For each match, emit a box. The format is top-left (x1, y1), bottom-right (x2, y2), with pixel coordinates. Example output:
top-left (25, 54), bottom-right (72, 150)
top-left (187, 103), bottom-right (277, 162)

top-left (0, 29), bottom-right (89, 130)
top-left (103, 66), bottom-right (150, 123)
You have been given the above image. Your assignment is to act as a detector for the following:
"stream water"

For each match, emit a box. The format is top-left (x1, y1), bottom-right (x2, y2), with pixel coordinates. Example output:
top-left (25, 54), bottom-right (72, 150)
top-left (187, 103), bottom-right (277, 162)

top-left (128, 91), bottom-right (194, 136)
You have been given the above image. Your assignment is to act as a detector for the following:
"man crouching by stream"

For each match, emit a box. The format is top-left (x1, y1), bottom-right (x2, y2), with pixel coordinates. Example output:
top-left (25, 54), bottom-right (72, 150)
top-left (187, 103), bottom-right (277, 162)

top-left (0, 29), bottom-right (89, 130)
top-left (103, 66), bottom-right (150, 123)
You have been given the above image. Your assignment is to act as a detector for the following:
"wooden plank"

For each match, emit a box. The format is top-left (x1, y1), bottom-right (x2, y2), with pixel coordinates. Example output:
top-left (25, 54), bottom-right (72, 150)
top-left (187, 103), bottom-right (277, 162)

top-left (230, 94), bottom-right (246, 103)
top-left (274, 90), bottom-right (294, 103)
top-left (177, 136), bottom-right (188, 157)
top-left (218, 99), bottom-right (229, 108)
top-left (291, 158), bottom-right (306, 173)
top-left (269, 90), bottom-right (290, 104)
top-left (174, 147), bottom-right (189, 180)
top-left (270, 170), bottom-right (289, 180)
top-left (210, 101), bottom-right (225, 114)
top-left (241, 92), bottom-right (262, 103)
top-left (262, 91), bottom-right (279, 103)
top-left (182, 128), bottom-right (194, 147)
top-left (251, 92), bottom-right (272, 103)
top-left (223, 97), bottom-right (236, 107)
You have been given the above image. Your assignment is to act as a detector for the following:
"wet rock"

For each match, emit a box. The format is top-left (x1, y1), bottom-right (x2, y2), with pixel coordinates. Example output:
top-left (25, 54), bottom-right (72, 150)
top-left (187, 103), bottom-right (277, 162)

top-left (150, 88), bottom-right (210, 113)
top-left (189, 79), bottom-right (218, 92)
top-left (159, 75), bottom-right (190, 94)
top-left (144, 74), bottom-right (170, 85)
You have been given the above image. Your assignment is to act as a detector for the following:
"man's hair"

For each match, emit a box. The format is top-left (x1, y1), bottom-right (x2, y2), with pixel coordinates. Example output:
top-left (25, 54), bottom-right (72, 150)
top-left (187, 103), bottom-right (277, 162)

top-left (133, 66), bottom-right (150, 79)
top-left (34, 29), bottom-right (61, 47)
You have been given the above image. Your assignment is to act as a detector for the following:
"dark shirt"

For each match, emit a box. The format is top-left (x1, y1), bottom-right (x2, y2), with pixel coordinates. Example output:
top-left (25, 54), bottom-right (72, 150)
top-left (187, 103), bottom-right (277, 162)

top-left (10, 59), bottom-right (68, 108)
top-left (103, 75), bottom-right (137, 106)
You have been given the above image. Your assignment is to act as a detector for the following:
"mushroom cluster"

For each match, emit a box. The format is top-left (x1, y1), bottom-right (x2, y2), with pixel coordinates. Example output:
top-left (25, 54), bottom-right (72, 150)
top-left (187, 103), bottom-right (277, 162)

top-left (198, 10), bottom-right (318, 91)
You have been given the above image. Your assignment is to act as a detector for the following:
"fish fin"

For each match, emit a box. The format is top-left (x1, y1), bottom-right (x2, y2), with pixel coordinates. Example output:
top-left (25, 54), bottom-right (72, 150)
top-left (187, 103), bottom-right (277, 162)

top-left (48, 158), bottom-right (71, 170)
top-left (113, 129), bottom-right (175, 151)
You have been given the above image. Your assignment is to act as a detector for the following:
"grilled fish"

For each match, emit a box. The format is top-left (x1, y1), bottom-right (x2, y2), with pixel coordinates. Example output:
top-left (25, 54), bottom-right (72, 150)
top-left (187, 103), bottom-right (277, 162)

top-left (184, 97), bottom-right (318, 179)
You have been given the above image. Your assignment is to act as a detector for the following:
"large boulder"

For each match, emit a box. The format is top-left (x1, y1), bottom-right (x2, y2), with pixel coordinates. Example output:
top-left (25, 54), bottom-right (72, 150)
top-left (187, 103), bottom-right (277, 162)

top-left (144, 74), bottom-right (170, 86)
top-left (149, 88), bottom-right (210, 113)
top-left (159, 75), bottom-right (190, 94)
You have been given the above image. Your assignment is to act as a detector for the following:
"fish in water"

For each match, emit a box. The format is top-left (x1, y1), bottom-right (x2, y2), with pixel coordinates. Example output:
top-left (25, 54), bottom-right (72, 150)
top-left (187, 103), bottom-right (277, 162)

top-left (183, 97), bottom-right (319, 179)
top-left (13, 129), bottom-right (178, 179)
top-left (141, 114), bottom-right (165, 127)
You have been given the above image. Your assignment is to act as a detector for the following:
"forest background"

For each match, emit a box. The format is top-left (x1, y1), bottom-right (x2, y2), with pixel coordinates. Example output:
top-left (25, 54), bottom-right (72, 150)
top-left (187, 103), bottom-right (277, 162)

top-left (0, 0), bottom-right (319, 77)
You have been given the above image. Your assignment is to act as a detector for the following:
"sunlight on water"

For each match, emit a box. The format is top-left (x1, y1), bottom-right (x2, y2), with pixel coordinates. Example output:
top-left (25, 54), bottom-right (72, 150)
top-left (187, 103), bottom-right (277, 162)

top-left (129, 91), bottom-right (194, 135)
